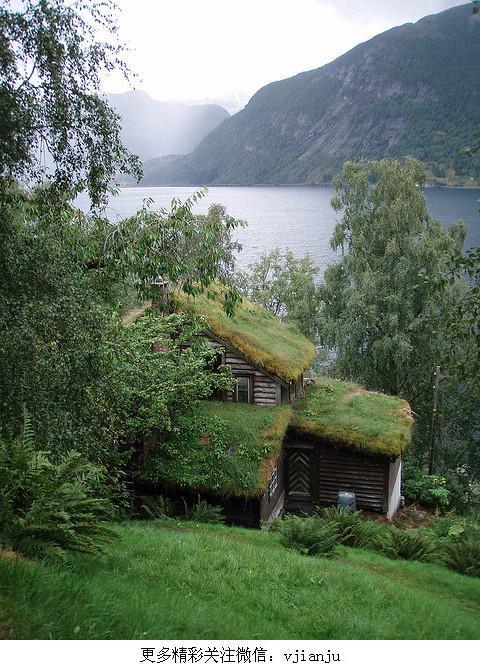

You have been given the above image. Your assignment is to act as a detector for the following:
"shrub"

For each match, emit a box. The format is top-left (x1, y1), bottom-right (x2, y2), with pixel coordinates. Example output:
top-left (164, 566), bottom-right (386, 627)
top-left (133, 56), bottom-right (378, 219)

top-left (442, 538), bottom-right (480, 577)
top-left (318, 507), bottom-right (363, 546)
top-left (0, 417), bottom-right (116, 560)
top-left (139, 494), bottom-right (173, 519)
top-left (317, 507), bottom-right (390, 551)
top-left (382, 527), bottom-right (438, 563)
top-left (402, 473), bottom-right (450, 511)
top-left (185, 496), bottom-right (225, 524)
top-left (277, 515), bottom-right (341, 557)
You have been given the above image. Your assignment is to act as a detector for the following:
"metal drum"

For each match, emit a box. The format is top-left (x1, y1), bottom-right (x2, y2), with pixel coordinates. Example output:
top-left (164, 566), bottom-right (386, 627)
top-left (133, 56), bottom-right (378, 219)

top-left (336, 490), bottom-right (357, 511)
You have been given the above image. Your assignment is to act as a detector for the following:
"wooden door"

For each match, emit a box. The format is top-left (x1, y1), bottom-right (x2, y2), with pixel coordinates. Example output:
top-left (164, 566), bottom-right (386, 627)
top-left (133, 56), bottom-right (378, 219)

top-left (287, 448), bottom-right (312, 500)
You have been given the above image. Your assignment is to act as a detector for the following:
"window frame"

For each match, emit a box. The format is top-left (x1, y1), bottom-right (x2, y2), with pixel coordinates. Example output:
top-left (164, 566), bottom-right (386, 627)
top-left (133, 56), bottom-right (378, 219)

top-left (268, 463), bottom-right (279, 500)
top-left (235, 375), bottom-right (252, 403)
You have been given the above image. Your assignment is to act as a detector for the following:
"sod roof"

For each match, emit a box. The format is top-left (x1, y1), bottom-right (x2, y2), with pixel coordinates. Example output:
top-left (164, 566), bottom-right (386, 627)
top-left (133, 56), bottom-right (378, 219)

top-left (140, 401), bottom-right (292, 497)
top-left (290, 377), bottom-right (413, 460)
top-left (177, 288), bottom-right (316, 381)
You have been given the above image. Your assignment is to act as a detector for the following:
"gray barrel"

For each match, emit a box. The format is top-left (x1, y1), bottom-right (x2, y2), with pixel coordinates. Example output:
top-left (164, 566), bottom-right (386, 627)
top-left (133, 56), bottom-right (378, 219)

top-left (336, 490), bottom-right (356, 511)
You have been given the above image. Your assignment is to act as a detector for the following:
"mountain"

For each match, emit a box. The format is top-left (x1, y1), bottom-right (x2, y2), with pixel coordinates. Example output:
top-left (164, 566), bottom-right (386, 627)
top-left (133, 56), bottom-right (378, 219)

top-left (107, 90), bottom-right (229, 162)
top-left (148, 4), bottom-right (480, 186)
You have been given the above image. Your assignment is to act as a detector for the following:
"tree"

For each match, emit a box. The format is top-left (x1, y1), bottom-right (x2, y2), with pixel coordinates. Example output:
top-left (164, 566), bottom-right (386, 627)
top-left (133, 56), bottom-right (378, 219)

top-left (317, 157), bottom-right (480, 492)
top-left (318, 157), bottom-right (466, 399)
top-left (236, 248), bottom-right (320, 340)
top-left (0, 0), bottom-right (244, 510)
top-left (0, 0), bottom-right (141, 206)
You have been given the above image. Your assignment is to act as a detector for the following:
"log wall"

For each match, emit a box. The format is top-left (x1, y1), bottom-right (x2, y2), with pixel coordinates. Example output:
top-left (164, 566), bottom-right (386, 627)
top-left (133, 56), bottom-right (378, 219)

top-left (284, 438), bottom-right (389, 513)
top-left (224, 351), bottom-right (279, 405)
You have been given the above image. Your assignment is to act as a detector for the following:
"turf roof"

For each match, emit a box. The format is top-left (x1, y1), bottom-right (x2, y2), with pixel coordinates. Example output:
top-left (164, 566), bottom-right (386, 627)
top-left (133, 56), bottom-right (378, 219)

top-left (177, 288), bottom-right (316, 381)
top-left (290, 377), bottom-right (413, 460)
top-left (140, 401), bottom-right (292, 497)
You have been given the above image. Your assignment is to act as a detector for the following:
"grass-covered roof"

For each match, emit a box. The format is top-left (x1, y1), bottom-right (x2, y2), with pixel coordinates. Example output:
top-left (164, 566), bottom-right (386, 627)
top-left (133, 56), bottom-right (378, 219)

top-left (140, 401), bottom-right (292, 497)
top-left (177, 288), bottom-right (316, 381)
top-left (290, 377), bottom-right (413, 460)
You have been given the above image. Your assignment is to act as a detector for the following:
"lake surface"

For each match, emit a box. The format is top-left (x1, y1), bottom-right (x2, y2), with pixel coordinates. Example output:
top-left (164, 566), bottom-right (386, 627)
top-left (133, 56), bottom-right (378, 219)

top-left (75, 185), bottom-right (480, 277)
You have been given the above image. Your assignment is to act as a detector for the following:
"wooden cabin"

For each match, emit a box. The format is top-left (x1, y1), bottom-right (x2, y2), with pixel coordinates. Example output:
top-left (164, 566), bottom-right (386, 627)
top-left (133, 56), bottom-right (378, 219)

top-left (129, 289), bottom-right (412, 526)
top-left (285, 377), bottom-right (411, 520)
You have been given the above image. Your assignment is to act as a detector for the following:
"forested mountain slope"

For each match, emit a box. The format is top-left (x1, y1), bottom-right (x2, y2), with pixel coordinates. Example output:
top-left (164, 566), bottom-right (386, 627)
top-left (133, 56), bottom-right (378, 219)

top-left (148, 4), bottom-right (480, 185)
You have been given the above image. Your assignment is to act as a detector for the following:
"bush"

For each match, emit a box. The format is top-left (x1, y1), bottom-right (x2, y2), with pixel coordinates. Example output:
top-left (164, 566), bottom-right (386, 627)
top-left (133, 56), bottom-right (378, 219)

top-left (317, 507), bottom-right (391, 551)
top-left (185, 496), bottom-right (225, 524)
top-left (427, 512), bottom-right (480, 540)
top-left (382, 527), bottom-right (438, 563)
top-left (277, 515), bottom-right (341, 557)
top-left (402, 473), bottom-right (450, 511)
top-left (139, 494), bottom-right (173, 519)
top-left (0, 417), bottom-right (116, 560)
top-left (442, 538), bottom-right (480, 577)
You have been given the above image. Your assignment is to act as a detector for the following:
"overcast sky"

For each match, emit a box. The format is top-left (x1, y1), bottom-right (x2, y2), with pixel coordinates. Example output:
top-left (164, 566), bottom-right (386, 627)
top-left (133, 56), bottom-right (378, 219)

top-left (104, 0), bottom-right (466, 106)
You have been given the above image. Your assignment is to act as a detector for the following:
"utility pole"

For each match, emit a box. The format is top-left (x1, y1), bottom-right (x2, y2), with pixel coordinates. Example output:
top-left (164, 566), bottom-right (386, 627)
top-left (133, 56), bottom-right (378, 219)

top-left (428, 366), bottom-right (441, 476)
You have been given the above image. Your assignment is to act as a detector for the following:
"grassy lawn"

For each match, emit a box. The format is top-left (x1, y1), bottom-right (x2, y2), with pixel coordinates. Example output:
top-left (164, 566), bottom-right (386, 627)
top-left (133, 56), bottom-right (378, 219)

top-left (1, 520), bottom-right (479, 639)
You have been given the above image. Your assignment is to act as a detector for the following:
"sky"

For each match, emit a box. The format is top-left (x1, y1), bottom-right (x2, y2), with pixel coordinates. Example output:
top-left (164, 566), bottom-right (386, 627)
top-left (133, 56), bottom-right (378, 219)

top-left (104, 0), bottom-right (467, 109)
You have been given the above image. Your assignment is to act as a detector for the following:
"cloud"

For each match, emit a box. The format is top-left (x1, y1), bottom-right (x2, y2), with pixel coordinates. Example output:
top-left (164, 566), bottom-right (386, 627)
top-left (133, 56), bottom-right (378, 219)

top-left (315, 0), bottom-right (466, 24)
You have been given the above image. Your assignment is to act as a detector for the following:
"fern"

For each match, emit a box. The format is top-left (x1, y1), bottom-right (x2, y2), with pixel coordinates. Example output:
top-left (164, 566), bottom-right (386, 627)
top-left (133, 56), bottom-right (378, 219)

top-left (382, 527), bottom-right (438, 563)
top-left (0, 420), bottom-right (116, 560)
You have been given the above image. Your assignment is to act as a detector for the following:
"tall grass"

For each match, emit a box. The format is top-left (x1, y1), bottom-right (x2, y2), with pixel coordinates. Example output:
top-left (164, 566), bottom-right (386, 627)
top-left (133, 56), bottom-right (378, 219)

top-left (1, 520), bottom-right (479, 639)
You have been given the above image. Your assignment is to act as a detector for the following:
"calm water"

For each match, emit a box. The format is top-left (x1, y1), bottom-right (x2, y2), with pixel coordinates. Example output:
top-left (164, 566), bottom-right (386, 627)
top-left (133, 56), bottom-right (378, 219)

top-left (75, 186), bottom-right (480, 277)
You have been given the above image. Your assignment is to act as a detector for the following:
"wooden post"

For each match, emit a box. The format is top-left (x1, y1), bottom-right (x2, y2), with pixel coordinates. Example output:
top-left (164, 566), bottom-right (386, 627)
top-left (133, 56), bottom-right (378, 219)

top-left (428, 366), bottom-right (441, 476)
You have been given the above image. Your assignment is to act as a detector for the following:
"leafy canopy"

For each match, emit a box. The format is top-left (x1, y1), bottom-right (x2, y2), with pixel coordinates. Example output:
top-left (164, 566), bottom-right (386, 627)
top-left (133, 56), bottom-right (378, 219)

top-left (0, 0), bottom-right (141, 205)
top-left (236, 247), bottom-right (321, 340)
top-left (318, 157), bottom-right (466, 399)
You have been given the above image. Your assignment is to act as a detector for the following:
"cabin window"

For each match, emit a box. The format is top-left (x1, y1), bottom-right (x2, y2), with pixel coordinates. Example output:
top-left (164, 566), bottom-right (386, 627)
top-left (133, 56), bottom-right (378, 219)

top-left (235, 376), bottom-right (251, 403)
top-left (268, 464), bottom-right (279, 499)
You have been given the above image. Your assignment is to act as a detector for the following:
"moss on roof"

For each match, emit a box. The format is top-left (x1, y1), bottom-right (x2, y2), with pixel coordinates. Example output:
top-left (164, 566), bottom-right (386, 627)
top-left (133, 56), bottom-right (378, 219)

top-left (290, 377), bottom-right (413, 460)
top-left (140, 401), bottom-right (292, 497)
top-left (177, 288), bottom-right (316, 381)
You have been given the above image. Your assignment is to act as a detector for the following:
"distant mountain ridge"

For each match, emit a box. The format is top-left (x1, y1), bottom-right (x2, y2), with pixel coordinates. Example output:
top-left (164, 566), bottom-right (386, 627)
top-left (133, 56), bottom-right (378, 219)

top-left (146, 3), bottom-right (480, 186)
top-left (107, 90), bottom-right (229, 163)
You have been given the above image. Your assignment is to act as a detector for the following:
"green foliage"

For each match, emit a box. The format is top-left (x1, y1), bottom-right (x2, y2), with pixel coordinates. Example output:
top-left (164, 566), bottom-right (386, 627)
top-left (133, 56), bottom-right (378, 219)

top-left (236, 248), bottom-right (321, 340)
top-left (382, 527), bottom-right (438, 563)
top-left (0, 418), bottom-right (116, 560)
top-left (277, 515), bottom-right (341, 557)
top-left (112, 311), bottom-right (234, 444)
top-left (89, 198), bottom-right (245, 308)
top-left (139, 401), bottom-right (292, 497)
top-left (402, 473), bottom-right (451, 511)
top-left (176, 283), bottom-right (316, 381)
top-left (317, 507), bottom-right (389, 550)
top-left (185, 496), bottom-right (225, 524)
top-left (139, 495), bottom-right (173, 520)
top-left (290, 377), bottom-right (412, 459)
top-left (0, 0), bottom-right (141, 206)
top-left (442, 539), bottom-right (480, 578)
top-left (0, 193), bottom-right (125, 486)
top-left (319, 158), bottom-right (466, 399)
top-left (0, 191), bottom-right (243, 502)
top-left (316, 157), bottom-right (480, 481)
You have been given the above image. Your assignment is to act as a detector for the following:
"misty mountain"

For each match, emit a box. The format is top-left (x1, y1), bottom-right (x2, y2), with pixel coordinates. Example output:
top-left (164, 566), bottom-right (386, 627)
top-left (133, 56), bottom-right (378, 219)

top-left (146, 4), bottom-right (480, 186)
top-left (107, 90), bottom-right (229, 162)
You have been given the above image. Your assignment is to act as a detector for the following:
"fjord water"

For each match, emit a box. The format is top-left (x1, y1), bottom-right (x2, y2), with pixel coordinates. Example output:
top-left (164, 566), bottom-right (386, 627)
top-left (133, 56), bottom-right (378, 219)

top-left (75, 186), bottom-right (480, 276)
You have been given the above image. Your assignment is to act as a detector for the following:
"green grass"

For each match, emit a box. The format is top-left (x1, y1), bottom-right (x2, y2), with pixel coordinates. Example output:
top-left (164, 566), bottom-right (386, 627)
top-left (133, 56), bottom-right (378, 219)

top-left (291, 377), bottom-right (413, 459)
top-left (141, 401), bottom-right (292, 496)
top-left (179, 287), bottom-right (316, 382)
top-left (1, 520), bottom-right (479, 639)
top-left (125, 287), bottom-right (316, 382)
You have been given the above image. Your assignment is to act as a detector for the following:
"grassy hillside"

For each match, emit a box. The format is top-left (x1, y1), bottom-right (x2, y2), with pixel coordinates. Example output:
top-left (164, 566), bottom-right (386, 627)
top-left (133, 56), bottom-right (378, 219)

top-left (150, 4), bottom-right (480, 186)
top-left (1, 520), bottom-right (479, 639)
